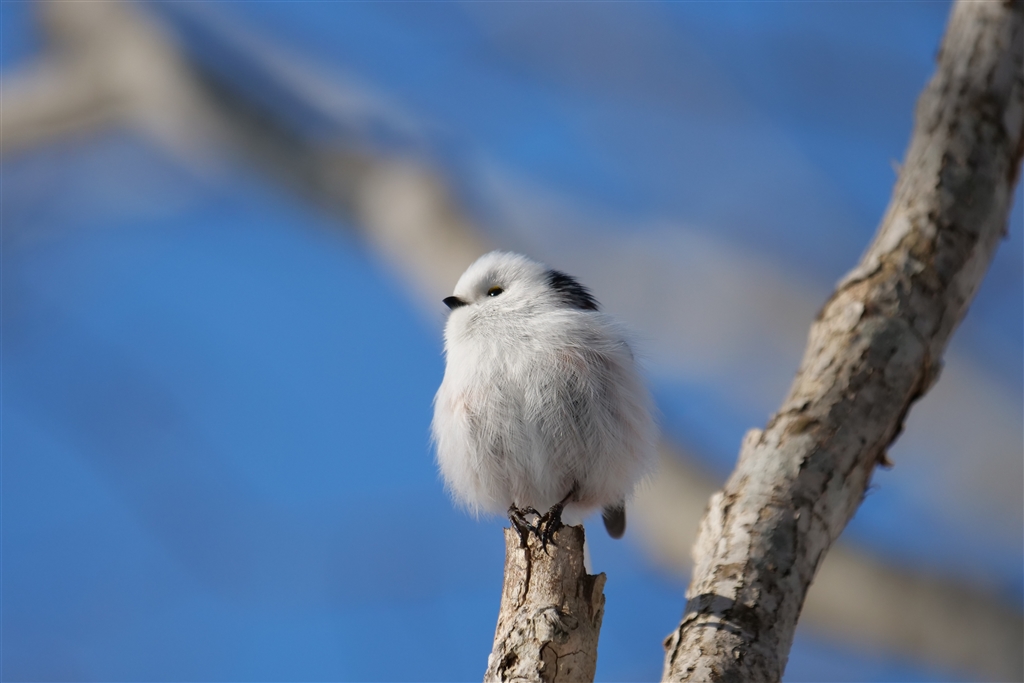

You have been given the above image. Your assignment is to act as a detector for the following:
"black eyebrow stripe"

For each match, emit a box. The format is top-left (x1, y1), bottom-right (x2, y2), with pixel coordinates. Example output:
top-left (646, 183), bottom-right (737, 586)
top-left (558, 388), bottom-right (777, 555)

top-left (546, 269), bottom-right (599, 311)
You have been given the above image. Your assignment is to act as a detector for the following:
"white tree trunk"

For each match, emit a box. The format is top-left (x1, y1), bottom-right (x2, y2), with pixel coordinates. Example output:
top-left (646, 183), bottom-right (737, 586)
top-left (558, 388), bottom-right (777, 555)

top-left (486, 526), bottom-right (605, 682)
top-left (662, 2), bottom-right (1024, 681)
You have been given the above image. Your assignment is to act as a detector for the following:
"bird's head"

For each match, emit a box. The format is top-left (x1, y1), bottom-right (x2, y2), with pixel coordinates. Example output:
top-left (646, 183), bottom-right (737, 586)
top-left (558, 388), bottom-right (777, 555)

top-left (443, 251), bottom-right (599, 317)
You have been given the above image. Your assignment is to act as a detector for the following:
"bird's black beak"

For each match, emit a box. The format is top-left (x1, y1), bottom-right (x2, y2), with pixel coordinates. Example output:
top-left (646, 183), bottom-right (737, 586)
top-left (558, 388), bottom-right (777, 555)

top-left (443, 296), bottom-right (467, 310)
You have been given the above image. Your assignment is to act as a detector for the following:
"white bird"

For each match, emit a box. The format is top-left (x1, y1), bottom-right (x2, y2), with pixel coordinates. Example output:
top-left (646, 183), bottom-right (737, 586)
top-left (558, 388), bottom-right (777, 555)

top-left (432, 251), bottom-right (656, 543)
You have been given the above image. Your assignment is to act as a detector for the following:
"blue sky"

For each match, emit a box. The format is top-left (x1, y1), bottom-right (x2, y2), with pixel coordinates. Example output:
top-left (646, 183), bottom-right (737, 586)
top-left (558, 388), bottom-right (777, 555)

top-left (2, 2), bottom-right (1020, 681)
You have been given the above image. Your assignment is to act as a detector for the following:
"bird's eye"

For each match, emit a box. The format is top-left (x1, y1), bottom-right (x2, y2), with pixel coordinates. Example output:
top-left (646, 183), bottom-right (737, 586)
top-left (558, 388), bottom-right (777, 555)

top-left (487, 286), bottom-right (504, 297)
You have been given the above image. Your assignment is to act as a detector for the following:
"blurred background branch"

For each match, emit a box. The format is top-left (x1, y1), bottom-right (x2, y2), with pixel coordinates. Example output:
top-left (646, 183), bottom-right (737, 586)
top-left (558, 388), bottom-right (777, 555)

top-left (2, 2), bottom-right (1020, 681)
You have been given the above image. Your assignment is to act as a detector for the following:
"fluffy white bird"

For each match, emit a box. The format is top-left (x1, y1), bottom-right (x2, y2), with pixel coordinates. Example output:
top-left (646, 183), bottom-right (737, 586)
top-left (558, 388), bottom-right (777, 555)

top-left (432, 251), bottom-right (656, 543)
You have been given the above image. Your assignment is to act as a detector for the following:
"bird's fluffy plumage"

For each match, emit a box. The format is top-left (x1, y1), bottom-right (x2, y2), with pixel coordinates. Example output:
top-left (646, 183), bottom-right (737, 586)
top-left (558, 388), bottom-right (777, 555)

top-left (432, 252), bottom-right (656, 535)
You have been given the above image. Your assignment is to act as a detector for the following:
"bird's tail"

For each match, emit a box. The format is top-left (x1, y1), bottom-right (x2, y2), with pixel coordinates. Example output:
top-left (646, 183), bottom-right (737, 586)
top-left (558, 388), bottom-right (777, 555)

top-left (601, 503), bottom-right (626, 539)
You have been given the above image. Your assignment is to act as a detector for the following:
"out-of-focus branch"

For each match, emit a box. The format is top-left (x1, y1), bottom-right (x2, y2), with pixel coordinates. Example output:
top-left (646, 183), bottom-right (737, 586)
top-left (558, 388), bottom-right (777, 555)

top-left (662, 2), bottom-right (1024, 680)
top-left (0, 2), bottom-right (226, 162)
top-left (4, 3), bottom-right (1020, 680)
top-left (486, 526), bottom-right (605, 682)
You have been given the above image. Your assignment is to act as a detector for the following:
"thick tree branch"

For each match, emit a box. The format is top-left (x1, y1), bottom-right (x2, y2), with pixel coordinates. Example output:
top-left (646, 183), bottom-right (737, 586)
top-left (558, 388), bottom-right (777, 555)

top-left (662, 2), bottom-right (1024, 681)
top-left (6, 3), bottom-right (1020, 678)
top-left (636, 447), bottom-right (1024, 682)
top-left (485, 526), bottom-right (605, 682)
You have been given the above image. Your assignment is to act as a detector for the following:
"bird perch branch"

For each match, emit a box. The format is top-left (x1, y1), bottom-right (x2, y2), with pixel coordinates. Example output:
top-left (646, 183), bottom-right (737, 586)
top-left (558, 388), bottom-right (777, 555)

top-left (7, 2), bottom-right (1020, 679)
top-left (662, 1), bottom-right (1024, 680)
top-left (485, 526), bottom-right (605, 683)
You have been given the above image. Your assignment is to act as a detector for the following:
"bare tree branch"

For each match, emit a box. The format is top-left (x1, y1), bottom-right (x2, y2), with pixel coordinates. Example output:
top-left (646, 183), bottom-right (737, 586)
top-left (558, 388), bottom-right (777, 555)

top-left (485, 527), bottom-right (605, 682)
top-left (635, 447), bottom-right (1024, 682)
top-left (662, 2), bottom-right (1024, 681)
top-left (0, 2), bottom-right (229, 164)
top-left (5, 2), bottom-right (1020, 679)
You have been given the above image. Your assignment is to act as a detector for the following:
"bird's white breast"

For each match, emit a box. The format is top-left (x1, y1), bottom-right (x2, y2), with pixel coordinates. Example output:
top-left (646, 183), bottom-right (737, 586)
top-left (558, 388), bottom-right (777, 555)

top-left (432, 307), bottom-right (655, 517)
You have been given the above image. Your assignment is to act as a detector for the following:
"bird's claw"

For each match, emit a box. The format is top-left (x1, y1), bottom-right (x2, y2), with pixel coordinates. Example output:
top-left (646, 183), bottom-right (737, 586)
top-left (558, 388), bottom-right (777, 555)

top-left (509, 483), bottom-right (579, 552)
top-left (508, 505), bottom-right (540, 547)
top-left (537, 503), bottom-right (565, 552)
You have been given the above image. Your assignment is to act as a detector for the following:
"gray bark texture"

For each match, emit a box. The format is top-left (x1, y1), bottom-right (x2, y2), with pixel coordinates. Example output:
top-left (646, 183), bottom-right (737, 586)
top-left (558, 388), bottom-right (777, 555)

top-left (485, 526), bottom-right (606, 683)
top-left (662, 2), bottom-right (1024, 682)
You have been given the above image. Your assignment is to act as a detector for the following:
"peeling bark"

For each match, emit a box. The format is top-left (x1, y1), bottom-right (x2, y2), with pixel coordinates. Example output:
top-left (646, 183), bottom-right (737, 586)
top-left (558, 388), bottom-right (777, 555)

top-left (635, 446), bottom-right (1024, 682)
top-left (662, 2), bottom-right (1024, 681)
top-left (486, 526), bottom-right (605, 683)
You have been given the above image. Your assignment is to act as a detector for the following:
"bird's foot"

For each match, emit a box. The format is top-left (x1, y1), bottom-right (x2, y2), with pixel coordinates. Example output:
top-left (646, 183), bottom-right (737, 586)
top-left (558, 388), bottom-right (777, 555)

top-left (537, 482), bottom-right (579, 552)
top-left (537, 505), bottom-right (564, 551)
top-left (508, 505), bottom-right (541, 548)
